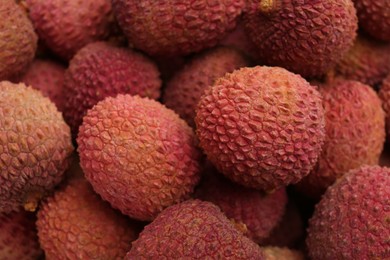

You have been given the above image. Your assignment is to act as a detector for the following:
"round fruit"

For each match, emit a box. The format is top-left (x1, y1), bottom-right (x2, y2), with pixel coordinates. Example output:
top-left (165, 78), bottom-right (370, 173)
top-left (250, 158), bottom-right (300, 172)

top-left (112, 0), bottom-right (245, 56)
top-left (243, 0), bottom-right (358, 78)
top-left (297, 79), bottom-right (385, 198)
top-left (163, 47), bottom-right (249, 128)
top-left (353, 0), bottom-right (390, 42)
top-left (306, 165), bottom-right (390, 259)
top-left (37, 176), bottom-right (139, 260)
top-left (77, 95), bottom-right (201, 221)
top-left (0, 0), bottom-right (37, 80)
top-left (0, 82), bottom-right (73, 213)
top-left (19, 59), bottom-right (66, 112)
top-left (0, 211), bottom-right (42, 260)
top-left (335, 35), bottom-right (390, 87)
top-left (126, 200), bottom-right (265, 259)
top-left (63, 41), bottom-right (161, 136)
top-left (26, 0), bottom-right (112, 59)
top-left (196, 167), bottom-right (287, 243)
top-left (195, 66), bottom-right (325, 191)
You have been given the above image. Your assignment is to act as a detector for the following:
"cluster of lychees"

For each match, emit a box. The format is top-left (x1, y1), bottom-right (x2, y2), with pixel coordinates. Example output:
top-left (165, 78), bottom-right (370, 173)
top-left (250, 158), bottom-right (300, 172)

top-left (0, 0), bottom-right (389, 259)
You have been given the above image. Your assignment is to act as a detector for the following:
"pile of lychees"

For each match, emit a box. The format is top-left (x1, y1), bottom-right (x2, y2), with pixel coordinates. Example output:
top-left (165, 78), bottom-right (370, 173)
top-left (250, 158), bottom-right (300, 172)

top-left (0, 0), bottom-right (389, 259)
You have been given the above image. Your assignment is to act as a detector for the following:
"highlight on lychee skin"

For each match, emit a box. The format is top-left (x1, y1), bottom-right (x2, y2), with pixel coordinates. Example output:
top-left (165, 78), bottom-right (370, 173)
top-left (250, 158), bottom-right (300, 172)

top-left (195, 66), bottom-right (326, 192)
top-left (77, 94), bottom-right (201, 221)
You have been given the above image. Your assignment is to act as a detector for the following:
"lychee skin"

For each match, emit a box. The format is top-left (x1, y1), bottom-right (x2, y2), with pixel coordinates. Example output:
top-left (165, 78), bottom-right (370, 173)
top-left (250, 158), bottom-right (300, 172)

top-left (243, 0), bottom-right (358, 78)
top-left (0, 82), bottom-right (73, 213)
top-left (77, 95), bottom-right (201, 221)
top-left (195, 66), bottom-right (325, 191)
top-left (19, 59), bottom-right (66, 112)
top-left (26, 0), bottom-right (112, 60)
top-left (297, 80), bottom-right (385, 198)
top-left (63, 41), bottom-right (161, 136)
top-left (196, 169), bottom-right (287, 243)
top-left (335, 35), bottom-right (390, 87)
top-left (379, 75), bottom-right (390, 138)
top-left (126, 200), bottom-right (265, 259)
top-left (112, 0), bottom-right (245, 56)
top-left (353, 0), bottom-right (390, 42)
top-left (163, 47), bottom-right (249, 128)
top-left (0, 211), bottom-right (42, 260)
top-left (37, 177), bottom-right (139, 260)
top-left (306, 165), bottom-right (390, 259)
top-left (0, 0), bottom-right (37, 80)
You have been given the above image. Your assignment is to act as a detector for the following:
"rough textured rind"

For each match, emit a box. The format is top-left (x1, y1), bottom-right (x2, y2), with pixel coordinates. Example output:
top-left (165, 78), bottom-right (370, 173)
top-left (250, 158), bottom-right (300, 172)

top-left (77, 95), bottom-right (201, 221)
top-left (0, 82), bottom-right (73, 213)
top-left (196, 168), bottom-right (287, 243)
top-left (262, 201), bottom-right (304, 248)
top-left (163, 47), bottom-right (249, 128)
top-left (379, 75), bottom-right (390, 139)
top-left (112, 0), bottom-right (245, 56)
top-left (126, 200), bottom-right (265, 259)
top-left (353, 0), bottom-right (390, 42)
top-left (195, 66), bottom-right (325, 191)
top-left (26, 0), bottom-right (112, 60)
top-left (262, 247), bottom-right (304, 260)
top-left (19, 60), bottom-right (66, 112)
top-left (63, 42), bottom-right (161, 136)
top-left (0, 0), bottom-right (37, 80)
top-left (335, 36), bottom-right (390, 86)
top-left (243, 0), bottom-right (358, 78)
top-left (0, 211), bottom-right (42, 260)
top-left (297, 80), bottom-right (385, 198)
top-left (37, 176), bottom-right (139, 260)
top-left (307, 165), bottom-right (390, 259)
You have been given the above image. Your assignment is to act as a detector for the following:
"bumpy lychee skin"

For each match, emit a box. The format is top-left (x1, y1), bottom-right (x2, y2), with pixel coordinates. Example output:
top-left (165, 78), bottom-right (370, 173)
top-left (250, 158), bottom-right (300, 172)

top-left (335, 36), bottom-right (390, 86)
top-left (19, 60), bottom-right (66, 112)
top-left (37, 176), bottom-right (139, 260)
top-left (77, 95), bottom-right (201, 221)
top-left (0, 211), bottom-right (42, 260)
top-left (243, 0), bottom-right (358, 78)
top-left (63, 42), bottom-right (161, 136)
top-left (306, 165), bottom-right (390, 259)
top-left (297, 80), bottom-right (385, 198)
top-left (0, 0), bottom-right (37, 80)
top-left (196, 169), bottom-right (287, 243)
top-left (196, 66), bottom-right (325, 191)
top-left (353, 0), bottom-right (390, 42)
top-left (0, 82), bottom-right (73, 213)
top-left (112, 0), bottom-right (245, 56)
top-left (262, 247), bottom-right (304, 260)
top-left (163, 47), bottom-right (249, 128)
top-left (379, 75), bottom-right (390, 138)
top-left (126, 200), bottom-right (264, 259)
top-left (26, 0), bottom-right (112, 60)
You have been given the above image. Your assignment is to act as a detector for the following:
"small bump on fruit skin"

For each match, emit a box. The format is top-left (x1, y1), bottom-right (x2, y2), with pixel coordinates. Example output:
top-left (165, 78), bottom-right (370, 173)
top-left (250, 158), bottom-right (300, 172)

top-left (26, 0), bottom-right (112, 60)
top-left (37, 176), bottom-right (139, 260)
top-left (335, 35), bottom-right (390, 87)
top-left (196, 66), bottom-right (325, 191)
top-left (196, 168), bottom-right (287, 243)
top-left (112, 0), bottom-right (245, 56)
top-left (306, 165), bottom-right (390, 259)
top-left (297, 79), bottom-right (385, 199)
top-left (77, 95), bottom-right (201, 221)
top-left (126, 200), bottom-right (265, 259)
top-left (243, 0), bottom-right (358, 78)
top-left (379, 75), bottom-right (390, 138)
top-left (0, 211), bottom-right (42, 260)
top-left (0, 0), bottom-right (37, 80)
top-left (63, 41), bottom-right (162, 137)
top-left (353, 0), bottom-right (390, 42)
top-left (163, 47), bottom-right (249, 128)
top-left (0, 82), bottom-right (74, 213)
top-left (18, 59), bottom-right (66, 112)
